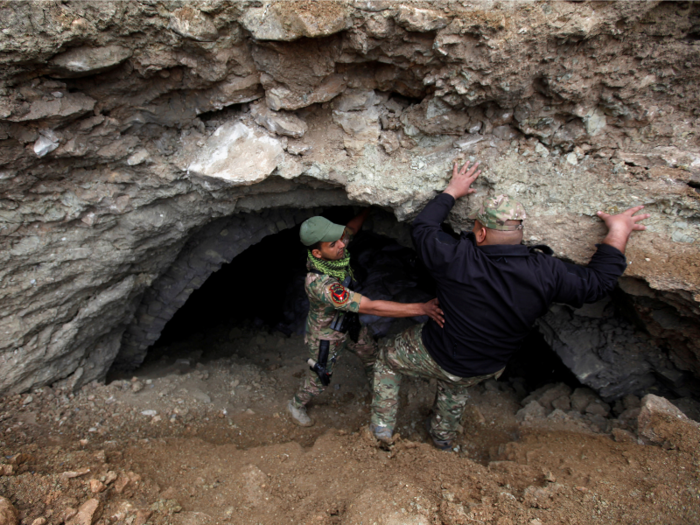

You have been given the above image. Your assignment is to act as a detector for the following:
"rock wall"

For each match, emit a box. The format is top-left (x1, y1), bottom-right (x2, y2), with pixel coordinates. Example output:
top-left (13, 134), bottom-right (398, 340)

top-left (1, 1), bottom-right (699, 396)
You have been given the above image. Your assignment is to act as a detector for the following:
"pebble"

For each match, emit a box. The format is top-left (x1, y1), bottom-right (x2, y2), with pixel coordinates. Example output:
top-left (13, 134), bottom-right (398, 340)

top-left (134, 510), bottom-right (152, 525)
top-left (89, 479), bottom-right (106, 493)
top-left (67, 499), bottom-right (102, 525)
top-left (22, 396), bottom-right (33, 406)
top-left (141, 410), bottom-right (157, 417)
top-left (131, 382), bottom-right (144, 393)
top-left (0, 496), bottom-right (19, 525)
top-left (105, 471), bottom-right (118, 484)
top-left (61, 468), bottom-right (90, 479)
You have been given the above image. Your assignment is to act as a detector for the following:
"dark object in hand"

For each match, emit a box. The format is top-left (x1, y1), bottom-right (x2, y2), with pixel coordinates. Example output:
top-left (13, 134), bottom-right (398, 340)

top-left (308, 340), bottom-right (331, 386)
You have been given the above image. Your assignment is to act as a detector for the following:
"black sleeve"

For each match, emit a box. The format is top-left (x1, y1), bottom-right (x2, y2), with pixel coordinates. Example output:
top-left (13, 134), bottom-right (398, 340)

top-left (551, 244), bottom-right (627, 307)
top-left (411, 193), bottom-right (459, 274)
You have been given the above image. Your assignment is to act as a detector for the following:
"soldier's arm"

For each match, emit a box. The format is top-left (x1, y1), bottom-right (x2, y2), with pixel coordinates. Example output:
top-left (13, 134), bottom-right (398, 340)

top-left (345, 208), bottom-right (370, 236)
top-left (359, 297), bottom-right (444, 327)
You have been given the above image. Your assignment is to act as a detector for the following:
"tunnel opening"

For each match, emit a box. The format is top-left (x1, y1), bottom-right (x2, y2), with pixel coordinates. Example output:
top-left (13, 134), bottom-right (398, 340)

top-left (108, 207), bottom-right (583, 398)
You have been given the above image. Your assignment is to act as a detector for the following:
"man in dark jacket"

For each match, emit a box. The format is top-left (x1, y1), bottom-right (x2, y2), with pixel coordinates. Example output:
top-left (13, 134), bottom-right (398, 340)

top-left (370, 160), bottom-right (649, 450)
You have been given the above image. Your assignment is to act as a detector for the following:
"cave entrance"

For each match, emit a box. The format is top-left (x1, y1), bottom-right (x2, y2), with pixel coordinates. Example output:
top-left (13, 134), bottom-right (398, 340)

top-left (108, 207), bottom-right (578, 397)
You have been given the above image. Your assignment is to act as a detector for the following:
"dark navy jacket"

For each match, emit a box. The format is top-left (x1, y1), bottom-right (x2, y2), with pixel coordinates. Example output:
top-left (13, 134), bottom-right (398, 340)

top-left (413, 193), bottom-right (628, 377)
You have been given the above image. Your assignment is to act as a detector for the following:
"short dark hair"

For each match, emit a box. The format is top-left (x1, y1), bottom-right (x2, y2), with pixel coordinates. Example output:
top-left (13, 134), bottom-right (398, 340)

top-left (309, 241), bottom-right (322, 251)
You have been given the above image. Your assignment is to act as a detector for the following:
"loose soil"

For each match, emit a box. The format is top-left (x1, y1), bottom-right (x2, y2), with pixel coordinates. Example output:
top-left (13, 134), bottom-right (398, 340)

top-left (1, 323), bottom-right (699, 525)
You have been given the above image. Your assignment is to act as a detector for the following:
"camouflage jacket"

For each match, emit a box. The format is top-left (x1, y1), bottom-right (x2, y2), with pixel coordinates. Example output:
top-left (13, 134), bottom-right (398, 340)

top-left (304, 229), bottom-right (363, 347)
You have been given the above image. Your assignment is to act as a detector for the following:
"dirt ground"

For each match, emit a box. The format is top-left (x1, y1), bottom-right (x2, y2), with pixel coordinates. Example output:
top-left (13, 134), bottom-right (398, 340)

top-left (1, 323), bottom-right (699, 525)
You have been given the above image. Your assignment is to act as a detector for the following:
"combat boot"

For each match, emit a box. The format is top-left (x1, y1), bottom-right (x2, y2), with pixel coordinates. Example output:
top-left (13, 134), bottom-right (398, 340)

top-left (425, 417), bottom-right (454, 451)
top-left (287, 399), bottom-right (314, 427)
top-left (369, 423), bottom-right (393, 444)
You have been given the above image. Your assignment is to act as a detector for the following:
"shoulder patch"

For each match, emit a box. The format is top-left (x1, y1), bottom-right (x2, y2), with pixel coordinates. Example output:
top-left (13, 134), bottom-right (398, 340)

top-left (328, 282), bottom-right (350, 306)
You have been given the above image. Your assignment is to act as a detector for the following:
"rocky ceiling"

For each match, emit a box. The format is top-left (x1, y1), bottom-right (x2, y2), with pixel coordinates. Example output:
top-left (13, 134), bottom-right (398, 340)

top-left (0, 1), bottom-right (699, 397)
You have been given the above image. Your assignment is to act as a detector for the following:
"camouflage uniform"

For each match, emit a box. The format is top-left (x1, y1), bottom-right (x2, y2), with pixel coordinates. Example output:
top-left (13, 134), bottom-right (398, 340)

top-left (291, 231), bottom-right (377, 409)
top-left (469, 194), bottom-right (527, 230)
top-left (371, 324), bottom-right (503, 443)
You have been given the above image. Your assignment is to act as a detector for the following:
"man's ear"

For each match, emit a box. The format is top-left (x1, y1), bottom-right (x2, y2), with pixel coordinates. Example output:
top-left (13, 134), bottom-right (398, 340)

top-left (311, 248), bottom-right (323, 259)
top-left (473, 221), bottom-right (487, 244)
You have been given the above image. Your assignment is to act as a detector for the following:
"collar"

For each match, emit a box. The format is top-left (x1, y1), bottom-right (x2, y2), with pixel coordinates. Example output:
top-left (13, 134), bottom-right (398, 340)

top-left (462, 232), bottom-right (532, 257)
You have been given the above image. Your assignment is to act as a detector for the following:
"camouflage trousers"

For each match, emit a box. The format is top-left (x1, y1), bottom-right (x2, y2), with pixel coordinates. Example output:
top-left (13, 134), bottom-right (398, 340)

top-left (291, 325), bottom-right (377, 409)
top-left (371, 324), bottom-right (503, 442)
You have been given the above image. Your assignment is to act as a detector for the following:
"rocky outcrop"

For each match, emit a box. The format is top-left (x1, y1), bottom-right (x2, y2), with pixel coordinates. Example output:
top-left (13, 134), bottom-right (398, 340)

top-left (638, 394), bottom-right (700, 453)
top-left (1, 1), bottom-right (699, 396)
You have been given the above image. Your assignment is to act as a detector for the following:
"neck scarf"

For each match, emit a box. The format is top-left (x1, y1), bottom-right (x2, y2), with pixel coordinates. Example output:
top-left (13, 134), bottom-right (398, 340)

top-left (307, 249), bottom-right (354, 281)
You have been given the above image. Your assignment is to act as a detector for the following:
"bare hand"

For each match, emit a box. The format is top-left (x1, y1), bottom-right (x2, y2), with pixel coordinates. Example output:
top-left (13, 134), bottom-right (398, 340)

top-left (597, 205), bottom-right (650, 254)
top-left (444, 160), bottom-right (481, 200)
top-left (421, 298), bottom-right (444, 328)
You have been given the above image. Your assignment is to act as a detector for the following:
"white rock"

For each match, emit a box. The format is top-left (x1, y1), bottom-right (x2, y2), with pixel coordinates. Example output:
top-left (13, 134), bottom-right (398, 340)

top-left (33, 133), bottom-right (60, 157)
top-left (187, 122), bottom-right (284, 186)
top-left (584, 107), bottom-right (607, 136)
top-left (127, 149), bottom-right (150, 166)
top-left (535, 142), bottom-right (550, 156)
top-left (50, 45), bottom-right (132, 77)
top-left (454, 134), bottom-right (484, 150)
top-left (396, 6), bottom-right (449, 32)
top-left (240, 2), bottom-right (350, 41)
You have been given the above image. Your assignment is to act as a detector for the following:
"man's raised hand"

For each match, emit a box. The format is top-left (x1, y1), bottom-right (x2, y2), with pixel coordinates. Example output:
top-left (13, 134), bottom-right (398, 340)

top-left (597, 205), bottom-right (650, 254)
top-left (444, 160), bottom-right (481, 200)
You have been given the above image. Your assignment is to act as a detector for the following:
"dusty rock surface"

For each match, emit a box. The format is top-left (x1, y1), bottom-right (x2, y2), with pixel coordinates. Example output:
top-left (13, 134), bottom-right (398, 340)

top-left (1, 324), bottom-right (699, 524)
top-left (1, 0), bottom-right (699, 397)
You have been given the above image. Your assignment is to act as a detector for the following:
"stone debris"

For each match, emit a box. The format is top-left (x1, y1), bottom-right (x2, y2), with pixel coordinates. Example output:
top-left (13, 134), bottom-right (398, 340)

top-left (61, 468), bottom-right (91, 479)
top-left (240, 1), bottom-right (351, 41)
top-left (0, 497), bottom-right (18, 525)
top-left (516, 401), bottom-right (546, 423)
top-left (396, 5), bottom-right (449, 32)
top-left (89, 479), bottom-right (106, 493)
top-left (0, 318), bottom-right (696, 522)
top-left (33, 131), bottom-right (60, 157)
top-left (251, 102), bottom-right (308, 138)
top-left (67, 499), bottom-right (102, 525)
top-left (513, 381), bottom-right (669, 436)
top-left (169, 7), bottom-right (218, 42)
top-left (638, 394), bottom-right (700, 453)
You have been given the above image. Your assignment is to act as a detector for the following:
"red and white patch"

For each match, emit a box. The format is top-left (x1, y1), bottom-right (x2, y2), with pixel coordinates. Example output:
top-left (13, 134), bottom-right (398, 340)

top-left (328, 283), bottom-right (350, 306)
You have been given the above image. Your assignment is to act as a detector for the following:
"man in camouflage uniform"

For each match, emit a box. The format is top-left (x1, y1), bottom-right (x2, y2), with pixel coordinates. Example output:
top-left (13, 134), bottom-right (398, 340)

top-left (288, 211), bottom-right (444, 427)
top-left (371, 160), bottom-right (649, 450)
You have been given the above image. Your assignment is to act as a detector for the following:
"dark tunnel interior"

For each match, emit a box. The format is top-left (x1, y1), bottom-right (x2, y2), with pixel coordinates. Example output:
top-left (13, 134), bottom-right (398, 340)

top-left (125, 208), bottom-right (583, 393)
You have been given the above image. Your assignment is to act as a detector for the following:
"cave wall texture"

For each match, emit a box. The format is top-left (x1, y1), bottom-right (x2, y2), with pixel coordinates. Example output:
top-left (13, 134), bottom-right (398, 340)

top-left (1, 0), bottom-right (699, 398)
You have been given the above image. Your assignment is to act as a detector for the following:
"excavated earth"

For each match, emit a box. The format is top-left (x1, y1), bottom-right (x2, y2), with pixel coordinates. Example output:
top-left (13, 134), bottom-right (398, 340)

top-left (2, 1), bottom-right (700, 524)
top-left (1, 323), bottom-right (700, 525)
